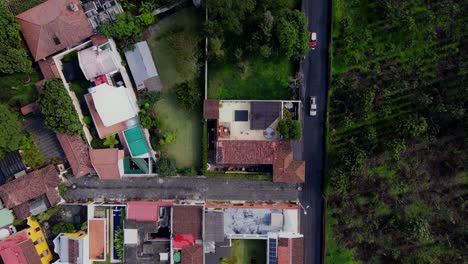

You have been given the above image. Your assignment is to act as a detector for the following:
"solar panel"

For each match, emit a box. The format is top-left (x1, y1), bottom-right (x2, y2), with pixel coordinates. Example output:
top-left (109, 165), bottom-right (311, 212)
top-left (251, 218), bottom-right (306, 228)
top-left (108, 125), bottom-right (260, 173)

top-left (234, 110), bottom-right (249, 121)
top-left (250, 102), bottom-right (281, 130)
top-left (268, 238), bottom-right (277, 264)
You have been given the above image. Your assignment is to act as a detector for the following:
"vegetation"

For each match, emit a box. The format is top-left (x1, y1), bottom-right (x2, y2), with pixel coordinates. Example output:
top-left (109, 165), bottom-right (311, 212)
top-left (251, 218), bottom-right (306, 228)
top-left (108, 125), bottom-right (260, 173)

top-left (103, 135), bottom-right (119, 148)
top-left (220, 239), bottom-right (266, 264)
top-left (173, 81), bottom-right (201, 112)
top-left (52, 222), bottom-right (75, 235)
top-left (19, 133), bottom-right (46, 169)
top-left (0, 71), bottom-right (41, 107)
top-left (36, 205), bottom-right (62, 222)
top-left (205, 0), bottom-right (305, 100)
top-left (38, 79), bottom-right (82, 135)
top-left (4, 0), bottom-right (47, 15)
top-left (114, 227), bottom-right (124, 260)
top-left (0, 2), bottom-right (32, 74)
top-left (100, 13), bottom-right (142, 49)
top-left (148, 9), bottom-right (202, 168)
top-left (0, 104), bottom-right (22, 158)
top-left (156, 156), bottom-right (177, 176)
top-left (326, 0), bottom-right (467, 263)
top-left (58, 183), bottom-right (67, 199)
top-left (277, 117), bottom-right (301, 140)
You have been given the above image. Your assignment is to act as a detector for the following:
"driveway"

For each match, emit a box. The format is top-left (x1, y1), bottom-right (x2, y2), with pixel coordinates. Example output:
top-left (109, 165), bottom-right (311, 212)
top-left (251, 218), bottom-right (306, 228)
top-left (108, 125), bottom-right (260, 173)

top-left (65, 176), bottom-right (299, 201)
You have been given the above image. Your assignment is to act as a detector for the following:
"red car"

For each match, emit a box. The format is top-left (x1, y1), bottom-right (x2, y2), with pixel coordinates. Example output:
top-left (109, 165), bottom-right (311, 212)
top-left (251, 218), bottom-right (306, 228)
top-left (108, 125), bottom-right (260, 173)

top-left (310, 32), bottom-right (317, 49)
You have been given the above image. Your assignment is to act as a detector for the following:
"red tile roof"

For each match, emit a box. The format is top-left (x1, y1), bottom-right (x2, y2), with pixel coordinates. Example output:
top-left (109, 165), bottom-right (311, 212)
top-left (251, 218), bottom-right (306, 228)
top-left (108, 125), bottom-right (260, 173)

top-left (0, 230), bottom-right (41, 264)
top-left (20, 102), bottom-right (39, 115)
top-left (291, 237), bottom-right (304, 264)
top-left (172, 206), bottom-right (202, 239)
top-left (216, 140), bottom-right (279, 164)
top-left (0, 165), bottom-right (60, 220)
top-left (173, 234), bottom-right (196, 250)
top-left (273, 142), bottom-right (305, 183)
top-left (126, 201), bottom-right (173, 222)
top-left (57, 133), bottom-right (92, 178)
top-left (38, 58), bottom-right (61, 80)
top-left (181, 245), bottom-right (203, 264)
top-left (203, 100), bottom-right (219, 119)
top-left (216, 140), bottom-right (305, 183)
top-left (88, 219), bottom-right (105, 260)
top-left (89, 148), bottom-right (124, 180)
top-left (90, 34), bottom-right (109, 47)
top-left (277, 237), bottom-right (304, 264)
top-left (16, 0), bottom-right (93, 61)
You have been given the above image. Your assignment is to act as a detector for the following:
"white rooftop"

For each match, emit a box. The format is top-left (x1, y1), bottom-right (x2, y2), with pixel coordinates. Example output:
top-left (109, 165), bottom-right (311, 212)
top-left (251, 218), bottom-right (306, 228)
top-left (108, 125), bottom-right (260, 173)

top-left (124, 41), bottom-right (159, 90)
top-left (90, 83), bottom-right (137, 127)
top-left (78, 45), bottom-right (119, 80)
top-left (124, 229), bottom-right (138, 244)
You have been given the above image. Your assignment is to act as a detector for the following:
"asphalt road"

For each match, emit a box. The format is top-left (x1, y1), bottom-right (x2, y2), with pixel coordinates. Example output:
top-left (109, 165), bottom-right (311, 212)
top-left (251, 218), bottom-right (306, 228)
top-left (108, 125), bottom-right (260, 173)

top-left (65, 176), bottom-right (299, 201)
top-left (300, 0), bottom-right (330, 263)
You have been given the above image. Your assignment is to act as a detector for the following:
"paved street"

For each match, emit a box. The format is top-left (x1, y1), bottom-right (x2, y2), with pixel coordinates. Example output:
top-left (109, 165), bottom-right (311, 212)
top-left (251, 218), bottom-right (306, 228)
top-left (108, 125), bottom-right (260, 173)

top-left (300, 0), bottom-right (331, 263)
top-left (65, 176), bottom-right (299, 201)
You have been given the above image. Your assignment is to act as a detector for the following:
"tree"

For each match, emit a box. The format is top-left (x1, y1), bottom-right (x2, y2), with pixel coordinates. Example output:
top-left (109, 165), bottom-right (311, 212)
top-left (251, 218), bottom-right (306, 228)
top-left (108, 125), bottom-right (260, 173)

top-left (19, 133), bottom-right (46, 169)
top-left (0, 2), bottom-right (32, 74)
top-left (205, 0), bottom-right (255, 37)
top-left (165, 30), bottom-right (200, 79)
top-left (0, 104), bottom-right (22, 158)
top-left (277, 118), bottom-right (302, 140)
top-left (38, 79), bottom-right (82, 135)
top-left (209, 38), bottom-right (225, 61)
top-left (52, 222), bottom-right (75, 235)
top-left (100, 13), bottom-right (141, 48)
top-left (156, 156), bottom-right (177, 176)
top-left (103, 134), bottom-right (119, 148)
top-left (159, 131), bottom-right (176, 146)
top-left (398, 114), bottom-right (428, 137)
top-left (173, 81), bottom-right (201, 111)
top-left (273, 10), bottom-right (309, 58)
top-left (138, 1), bottom-right (157, 27)
top-left (114, 227), bottom-right (124, 260)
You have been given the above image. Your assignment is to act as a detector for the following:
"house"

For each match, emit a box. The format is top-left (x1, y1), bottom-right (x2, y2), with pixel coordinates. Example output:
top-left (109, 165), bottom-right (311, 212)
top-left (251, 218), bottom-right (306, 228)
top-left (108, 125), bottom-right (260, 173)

top-left (204, 202), bottom-right (304, 264)
top-left (0, 165), bottom-right (61, 220)
top-left (0, 217), bottom-right (53, 264)
top-left (124, 41), bottom-right (163, 91)
top-left (89, 148), bottom-right (125, 180)
top-left (0, 209), bottom-right (15, 240)
top-left (204, 100), bottom-right (305, 183)
top-left (52, 231), bottom-right (88, 264)
top-left (0, 151), bottom-right (26, 186)
top-left (81, 0), bottom-right (124, 29)
top-left (78, 44), bottom-right (120, 81)
top-left (172, 205), bottom-right (203, 264)
top-left (56, 133), bottom-right (93, 178)
top-left (16, 0), bottom-right (94, 62)
top-left (85, 83), bottom-right (138, 139)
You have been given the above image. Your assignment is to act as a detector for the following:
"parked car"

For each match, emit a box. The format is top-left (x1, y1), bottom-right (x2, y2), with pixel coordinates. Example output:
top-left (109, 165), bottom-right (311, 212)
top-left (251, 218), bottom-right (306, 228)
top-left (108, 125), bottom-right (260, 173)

top-left (310, 96), bottom-right (317, 116)
top-left (310, 32), bottom-right (317, 49)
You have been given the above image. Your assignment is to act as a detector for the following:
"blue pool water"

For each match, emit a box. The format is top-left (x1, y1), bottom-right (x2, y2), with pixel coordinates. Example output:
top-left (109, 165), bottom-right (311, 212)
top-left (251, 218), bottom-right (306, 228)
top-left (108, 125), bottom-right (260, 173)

top-left (113, 209), bottom-right (121, 259)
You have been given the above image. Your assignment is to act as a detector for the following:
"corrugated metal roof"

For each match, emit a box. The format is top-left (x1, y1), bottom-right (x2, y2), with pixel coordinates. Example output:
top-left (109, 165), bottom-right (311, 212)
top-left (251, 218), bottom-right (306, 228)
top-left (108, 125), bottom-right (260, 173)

top-left (124, 41), bottom-right (159, 90)
top-left (0, 151), bottom-right (26, 185)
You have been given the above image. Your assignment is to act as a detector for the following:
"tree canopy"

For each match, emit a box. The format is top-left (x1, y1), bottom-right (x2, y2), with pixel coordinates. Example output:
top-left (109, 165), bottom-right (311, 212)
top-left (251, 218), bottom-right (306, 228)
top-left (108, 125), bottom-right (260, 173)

top-left (156, 156), bottom-right (177, 176)
top-left (0, 104), bottom-right (22, 158)
top-left (38, 79), bottom-right (82, 135)
top-left (274, 10), bottom-right (309, 58)
top-left (173, 81), bottom-right (201, 112)
top-left (100, 13), bottom-right (141, 49)
top-left (277, 118), bottom-right (302, 140)
top-left (0, 2), bottom-right (32, 74)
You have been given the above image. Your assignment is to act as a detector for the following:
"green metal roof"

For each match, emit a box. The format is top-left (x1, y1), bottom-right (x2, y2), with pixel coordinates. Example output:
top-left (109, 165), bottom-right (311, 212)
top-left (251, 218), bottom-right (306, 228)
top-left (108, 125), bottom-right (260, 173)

top-left (124, 126), bottom-right (150, 157)
top-left (0, 208), bottom-right (14, 228)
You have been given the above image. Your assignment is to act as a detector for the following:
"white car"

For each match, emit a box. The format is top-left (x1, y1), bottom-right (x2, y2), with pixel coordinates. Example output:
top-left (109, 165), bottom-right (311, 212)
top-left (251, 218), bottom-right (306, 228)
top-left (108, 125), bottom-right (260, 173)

top-left (310, 96), bottom-right (317, 116)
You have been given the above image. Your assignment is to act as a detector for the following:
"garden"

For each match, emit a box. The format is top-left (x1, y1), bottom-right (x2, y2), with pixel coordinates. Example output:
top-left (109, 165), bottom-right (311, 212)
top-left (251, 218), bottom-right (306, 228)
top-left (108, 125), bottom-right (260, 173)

top-left (145, 8), bottom-right (203, 171)
top-left (220, 240), bottom-right (266, 264)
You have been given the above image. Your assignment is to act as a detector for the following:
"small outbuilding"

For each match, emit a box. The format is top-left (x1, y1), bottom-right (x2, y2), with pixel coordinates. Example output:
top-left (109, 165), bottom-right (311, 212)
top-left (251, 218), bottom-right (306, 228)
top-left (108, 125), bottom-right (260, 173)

top-left (124, 41), bottom-right (163, 91)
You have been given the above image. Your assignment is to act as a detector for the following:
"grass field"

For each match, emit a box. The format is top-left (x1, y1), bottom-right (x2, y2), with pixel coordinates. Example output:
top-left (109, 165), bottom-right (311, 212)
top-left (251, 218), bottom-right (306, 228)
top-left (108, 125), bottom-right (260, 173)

top-left (221, 240), bottom-right (266, 264)
top-left (208, 56), bottom-right (293, 100)
top-left (147, 8), bottom-right (202, 169)
top-left (0, 71), bottom-right (41, 107)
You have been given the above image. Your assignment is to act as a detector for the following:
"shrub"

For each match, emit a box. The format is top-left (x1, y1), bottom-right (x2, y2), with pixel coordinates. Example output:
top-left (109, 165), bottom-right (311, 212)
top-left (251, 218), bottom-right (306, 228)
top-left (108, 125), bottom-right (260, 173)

top-left (52, 222), bottom-right (75, 235)
top-left (173, 81), bottom-right (201, 112)
top-left (277, 118), bottom-right (302, 140)
top-left (36, 205), bottom-right (62, 222)
top-left (0, 104), bottom-right (22, 158)
top-left (58, 183), bottom-right (67, 198)
top-left (157, 156), bottom-right (177, 176)
top-left (103, 134), bottom-right (119, 148)
top-left (159, 131), bottom-right (177, 146)
top-left (19, 133), bottom-right (46, 169)
top-left (82, 116), bottom-right (91, 125)
top-left (114, 227), bottom-right (124, 260)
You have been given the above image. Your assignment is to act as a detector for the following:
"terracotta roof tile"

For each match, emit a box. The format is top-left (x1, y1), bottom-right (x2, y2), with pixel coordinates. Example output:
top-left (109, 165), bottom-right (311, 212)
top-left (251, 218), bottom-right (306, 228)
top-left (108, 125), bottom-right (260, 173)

top-left (0, 165), bottom-right (60, 220)
top-left (16, 0), bottom-right (93, 61)
top-left (57, 133), bottom-right (92, 177)
top-left (216, 140), bottom-right (279, 164)
top-left (90, 34), bottom-right (108, 46)
top-left (38, 58), bottom-right (61, 80)
top-left (291, 237), bottom-right (304, 264)
top-left (273, 142), bottom-right (305, 183)
top-left (89, 148), bottom-right (123, 180)
top-left (203, 100), bottom-right (219, 119)
top-left (20, 102), bottom-right (39, 115)
top-left (181, 245), bottom-right (203, 264)
top-left (172, 206), bottom-right (203, 240)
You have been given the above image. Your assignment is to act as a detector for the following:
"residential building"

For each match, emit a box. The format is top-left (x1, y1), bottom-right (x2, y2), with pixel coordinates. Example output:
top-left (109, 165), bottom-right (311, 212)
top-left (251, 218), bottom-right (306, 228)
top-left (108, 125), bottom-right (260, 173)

top-left (0, 217), bottom-right (53, 264)
top-left (0, 151), bottom-right (26, 185)
top-left (172, 205), bottom-right (204, 264)
top-left (89, 148), bottom-right (125, 180)
top-left (124, 41), bottom-right (163, 91)
top-left (56, 133), bottom-right (93, 178)
top-left (52, 231), bottom-right (88, 264)
top-left (0, 209), bottom-right (15, 240)
top-left (81, 0), bottom-right (124, 29)
top-left (0, 165), bottom-right (61, 220)
top-left (204, 100), bottom-right (306, 183)
top-left (203, 202), bottom-right (304, 264)
top-left (15, 0), bottom-right (93, 62)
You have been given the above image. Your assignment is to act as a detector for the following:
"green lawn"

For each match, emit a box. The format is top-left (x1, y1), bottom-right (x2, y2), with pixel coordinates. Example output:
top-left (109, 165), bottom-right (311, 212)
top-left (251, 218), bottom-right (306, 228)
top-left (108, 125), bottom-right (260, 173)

top-left (147, 8), bottom-right (202, 169)
top-left (221, 240), bottom-right (266, 264)
top-left (208, 56), bottom-right (293, 100)
top-left (0, 71), bottom-right (41, 107)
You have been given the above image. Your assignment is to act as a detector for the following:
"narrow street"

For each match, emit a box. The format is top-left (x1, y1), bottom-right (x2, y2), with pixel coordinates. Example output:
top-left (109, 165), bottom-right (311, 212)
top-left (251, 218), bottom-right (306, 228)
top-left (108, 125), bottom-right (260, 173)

top-left (65, 176), bottom-right (299, 201)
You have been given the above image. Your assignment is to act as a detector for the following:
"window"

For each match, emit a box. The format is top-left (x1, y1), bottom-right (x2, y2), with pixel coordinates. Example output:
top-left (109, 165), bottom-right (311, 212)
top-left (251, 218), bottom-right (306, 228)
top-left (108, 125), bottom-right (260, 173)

top-left (234, 110), bottom-right (249, 121)
top-left (35, 227), bottom-right (41, 232)
top-left (53, 36), bottom-right (61, 45)
top-left (33, 237), bottom-right (44, 245)
top-left (40, 249), bottom-right (49, 257)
